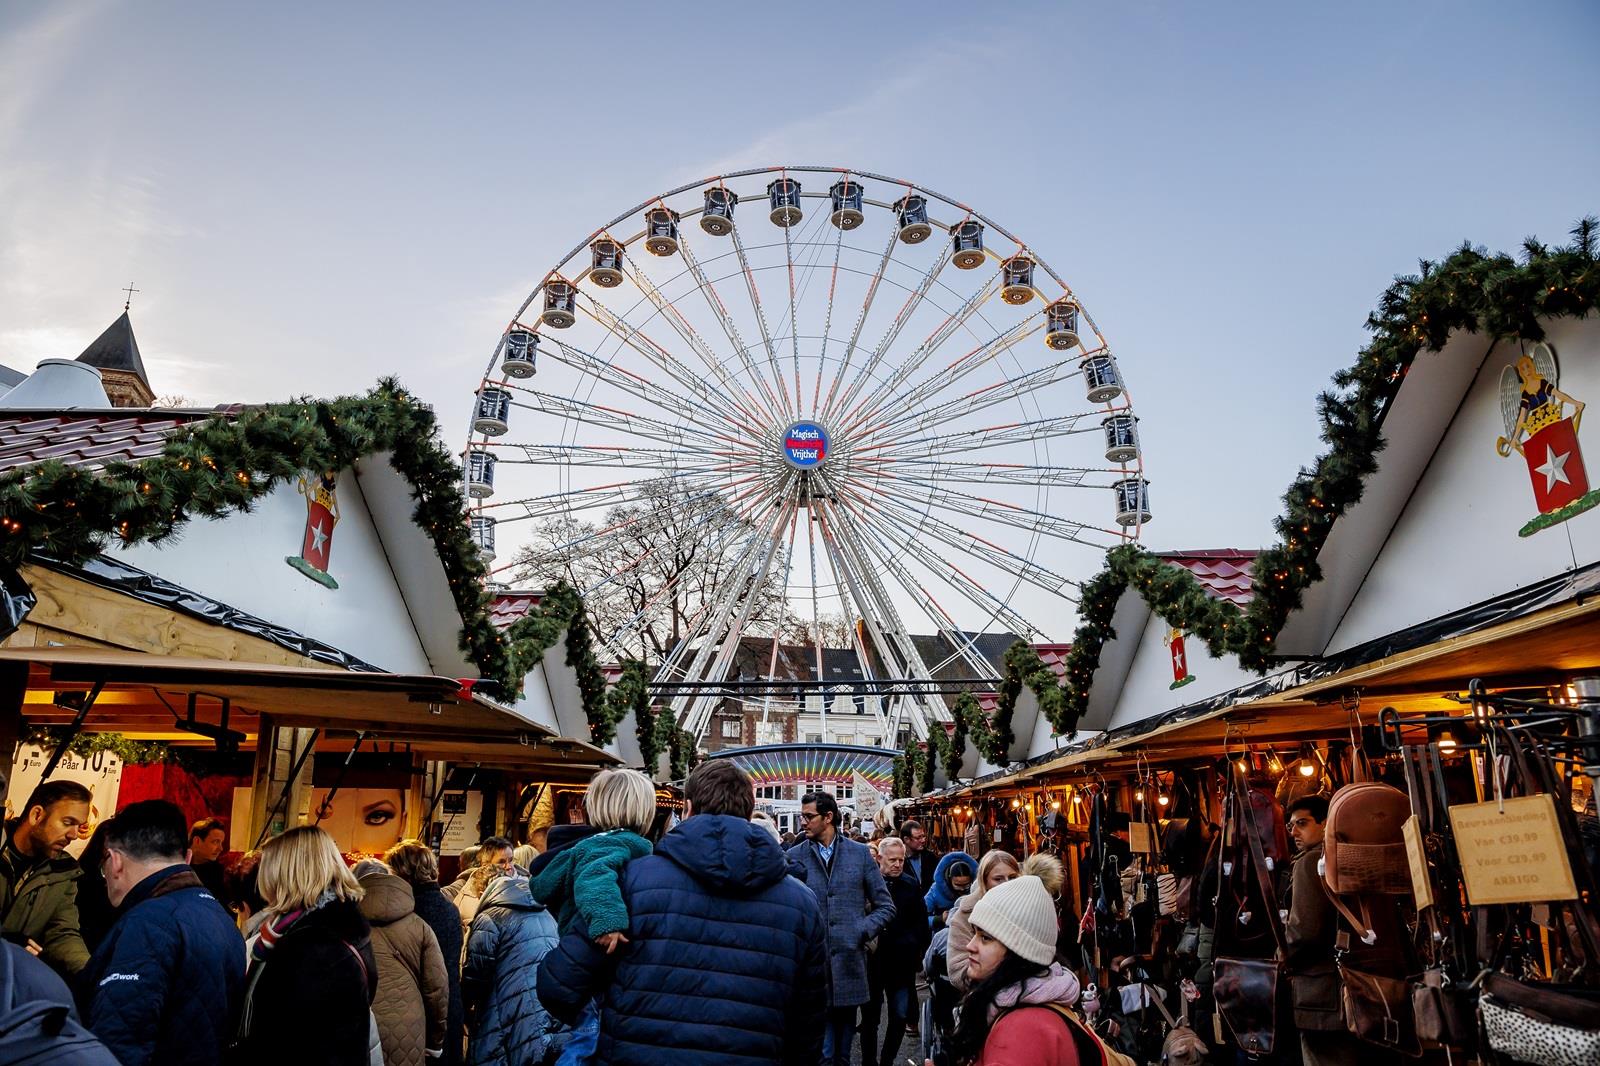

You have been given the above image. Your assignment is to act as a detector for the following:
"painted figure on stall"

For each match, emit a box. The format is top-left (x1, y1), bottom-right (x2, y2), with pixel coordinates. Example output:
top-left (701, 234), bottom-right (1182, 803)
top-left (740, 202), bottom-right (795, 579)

top-left (286, 470), bottom-right (341, 588)
top-left (1164, 626), bottom-right (1195, 690)
top-left (1494, 341), bottom-right (1596, 536)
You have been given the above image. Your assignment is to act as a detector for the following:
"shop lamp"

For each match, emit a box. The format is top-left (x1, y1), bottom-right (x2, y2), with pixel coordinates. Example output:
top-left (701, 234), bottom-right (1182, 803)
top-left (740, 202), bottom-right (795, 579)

top-left (1010, 798), bottom-right (1020, 809)
top-left (1134, 788), bottom-right (1145, 802)
top-left (1051, 799), bottom-right (1062, 810)
top-left (1436, 730), bottom-right (1458, 751)
top-left (1298, 742), bottom-right (1318, 777)
top-left (1266, 749), bottom-right (1283, 774)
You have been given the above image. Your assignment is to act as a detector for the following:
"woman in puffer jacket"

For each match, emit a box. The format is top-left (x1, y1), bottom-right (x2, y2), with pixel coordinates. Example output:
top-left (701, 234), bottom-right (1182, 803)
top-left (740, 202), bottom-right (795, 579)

top-left (462, 874), bottom-right (566, 1066)
top-left (355, 860), bottom-right (449, 1066)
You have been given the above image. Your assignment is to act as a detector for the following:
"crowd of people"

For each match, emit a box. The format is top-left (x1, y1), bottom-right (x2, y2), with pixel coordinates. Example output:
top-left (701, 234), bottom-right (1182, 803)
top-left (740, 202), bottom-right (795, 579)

top-left (0, 753), bottom-right (1221, 1066)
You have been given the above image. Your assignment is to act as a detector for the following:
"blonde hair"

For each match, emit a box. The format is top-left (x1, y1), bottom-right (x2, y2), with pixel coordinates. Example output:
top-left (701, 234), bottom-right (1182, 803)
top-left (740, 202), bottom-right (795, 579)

top-left (258, 826), bottom-right (362, 916)
top-left (512, 844), bottom-right (537, 869)
top-left (971, 849), bottom-right (1021, 902)
top-left (585, 768), bottom-right (656, 835)
top-left (468, 862), bottom-right (501, 896)
top-left (1021, 850), bottom-right (1064, 897)
top-left (383, 839), bottom-right (439, 885)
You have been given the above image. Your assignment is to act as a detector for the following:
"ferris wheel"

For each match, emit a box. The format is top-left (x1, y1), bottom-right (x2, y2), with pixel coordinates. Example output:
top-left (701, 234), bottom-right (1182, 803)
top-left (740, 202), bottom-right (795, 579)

top-left (464, 166), bottom-right (1150, 743)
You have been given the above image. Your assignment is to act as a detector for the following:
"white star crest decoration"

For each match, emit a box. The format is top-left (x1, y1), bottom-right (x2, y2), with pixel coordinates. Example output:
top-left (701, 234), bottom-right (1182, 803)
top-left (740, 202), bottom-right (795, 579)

top-left (309, 520), bottom-right (328, 554)
top-left (1535, 446), bottom-right (1571, 493)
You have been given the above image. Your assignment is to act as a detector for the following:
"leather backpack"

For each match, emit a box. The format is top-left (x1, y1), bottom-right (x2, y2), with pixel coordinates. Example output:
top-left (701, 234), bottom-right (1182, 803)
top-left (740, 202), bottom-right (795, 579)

top-left (1321, 781), bottom-right (1411, 896)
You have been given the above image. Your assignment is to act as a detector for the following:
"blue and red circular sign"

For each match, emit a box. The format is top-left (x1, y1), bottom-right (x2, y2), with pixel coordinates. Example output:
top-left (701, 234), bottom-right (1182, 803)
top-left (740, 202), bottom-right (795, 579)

top-left (782, 421), bottom-right (830, 470)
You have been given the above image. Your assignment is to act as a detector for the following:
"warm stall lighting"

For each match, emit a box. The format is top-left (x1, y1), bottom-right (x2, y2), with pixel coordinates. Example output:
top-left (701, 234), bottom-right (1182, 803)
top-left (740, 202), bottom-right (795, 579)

top-left (1437, 730), bottom-right (1458, 751)
top-left (1157, 791), bottom-right (1170, 807)
top-left (1010, 798), bottom-right (1020, 809)
top-left (1051, 799), bottom-right (1062, 810)
top-left (1134, 788), bottom-right (1145, 802)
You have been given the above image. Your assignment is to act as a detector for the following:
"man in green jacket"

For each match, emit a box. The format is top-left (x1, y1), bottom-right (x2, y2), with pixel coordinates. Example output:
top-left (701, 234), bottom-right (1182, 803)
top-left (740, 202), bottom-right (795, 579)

top-left (1, 775), bottom-right (93, 978)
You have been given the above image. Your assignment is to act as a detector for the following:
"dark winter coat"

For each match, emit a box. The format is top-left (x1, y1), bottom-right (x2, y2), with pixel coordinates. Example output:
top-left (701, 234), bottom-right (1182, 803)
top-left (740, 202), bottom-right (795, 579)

top-left (538, 813), bottom-right (828, 1066)
top-left (81, 865), bottom-right (244, 1066)
top-left (230, 897), bottom-right (378, 1066)
top-left (358, 870), bottom-right (449, 1066)
top-left (409, 879), bottom-right (465, 1066)
top-left (904, 844), bottom-right (940, 895)
top-left (0, 826), bottom-right (90, 976)
top-left (787, 833), bottom-right (896, 1006)
top-left (462, 876), bottom-right (564, 1066)
top-left (873, 871), bottom-right (932, 985)
top-left (1284, 842), bottom-right (1341, 1030)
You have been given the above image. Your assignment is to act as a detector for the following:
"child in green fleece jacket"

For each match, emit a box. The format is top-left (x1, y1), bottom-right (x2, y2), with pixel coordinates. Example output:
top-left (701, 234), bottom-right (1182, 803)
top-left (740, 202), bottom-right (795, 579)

top-left (529, 767), bottom-right (655, 951)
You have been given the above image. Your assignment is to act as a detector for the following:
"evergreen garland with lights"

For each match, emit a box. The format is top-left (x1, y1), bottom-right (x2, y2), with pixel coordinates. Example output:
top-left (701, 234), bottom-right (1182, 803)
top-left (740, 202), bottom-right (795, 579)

top-left (923, 219), bottom-right (1600, 793)
top-left (0, 379), bottom-right (647, 747)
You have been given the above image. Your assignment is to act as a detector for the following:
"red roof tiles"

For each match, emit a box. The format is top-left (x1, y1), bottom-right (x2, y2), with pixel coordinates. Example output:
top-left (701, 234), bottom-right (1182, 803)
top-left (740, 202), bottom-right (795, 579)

top-left (0, 411), bottom-right (209, 474)
top-left (487, 590), bottom-right (543, 629)
top-left (1159, 549), bottom-right (1257, 605)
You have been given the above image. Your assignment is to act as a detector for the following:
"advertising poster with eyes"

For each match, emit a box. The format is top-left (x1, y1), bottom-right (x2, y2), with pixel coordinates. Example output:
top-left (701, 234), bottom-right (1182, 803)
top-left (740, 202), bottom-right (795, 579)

top-left (308, 787), bottom-right (406, 855)
top-left (6, 743), bottom-right (124, 858)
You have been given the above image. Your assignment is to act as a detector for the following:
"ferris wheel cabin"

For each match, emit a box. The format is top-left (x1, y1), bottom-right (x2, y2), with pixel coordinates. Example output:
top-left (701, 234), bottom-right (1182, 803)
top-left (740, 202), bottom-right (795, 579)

top-left (644, 207), bottom-right (681, 256)
top-left (1102, 413), bottom-right (1140, 463)
top-left (470, 515), bottom-right (498, 564)
top-left (500, 330), bottom-right (538, 378)
top-left (466, 449), bottom-right (496, 499)
top-left (895, 194), bottom-right (932, 243)
top-left (1000, 255), bottom-right (1036, 304)
top-left (829, 179), bottom-right (865, 230)
top-left (473, 388), bottom-right (511, 436)
top-left (700, 187), bottom-right (738, 235)
top-left (951, 219), bottom-right (986, 269)
top-left (767, 178), bottom-right (803, 226)
top-left (1045, 299), bottom-right (1081, 350)
top-left (1080, 354), bottom-right (1123, 404)
top-left (540, 278), bottom-right (577, 329)
top-left (589, 238), bottom-right (624, 287)
top-left (1113, 477), bottom-right (1152, 528)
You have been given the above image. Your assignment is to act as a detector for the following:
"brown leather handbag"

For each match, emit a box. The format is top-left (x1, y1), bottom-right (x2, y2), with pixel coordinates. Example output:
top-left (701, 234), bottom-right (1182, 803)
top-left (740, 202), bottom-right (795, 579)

top-left (1339, 964), bottom-right (1421, 1056)
top-left (1212, 800), bottom-right (1286, 1057)
top-left (1410, 968), bottom-right (1474, 1048)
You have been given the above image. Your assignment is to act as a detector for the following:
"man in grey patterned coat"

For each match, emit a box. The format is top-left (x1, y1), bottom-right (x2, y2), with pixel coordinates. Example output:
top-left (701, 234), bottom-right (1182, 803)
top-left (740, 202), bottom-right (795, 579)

top-left (788, 791), bottom-right (895, 1066)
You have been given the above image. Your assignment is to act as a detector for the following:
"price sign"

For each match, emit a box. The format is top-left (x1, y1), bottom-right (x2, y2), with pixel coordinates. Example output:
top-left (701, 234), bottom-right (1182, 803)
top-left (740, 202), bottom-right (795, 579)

top-left (1447, 794), bottom-right (1577, 905)
top-left (1401, 814), bottom-right (1433, 909)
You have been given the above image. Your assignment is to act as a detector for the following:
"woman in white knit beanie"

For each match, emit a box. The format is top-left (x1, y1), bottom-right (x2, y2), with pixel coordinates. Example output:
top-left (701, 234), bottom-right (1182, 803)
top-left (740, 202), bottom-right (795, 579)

top-left (946, 874), bottom-right (1083, 1065)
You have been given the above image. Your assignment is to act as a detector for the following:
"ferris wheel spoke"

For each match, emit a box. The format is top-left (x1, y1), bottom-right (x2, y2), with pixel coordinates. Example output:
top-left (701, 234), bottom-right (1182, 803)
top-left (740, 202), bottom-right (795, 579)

top-left (571, 292), bottom-right (771, 434)
top-left (847, 468), bottom-right (1122, 547)
top-left (835, 270), bottom-right (1003, 439)
top-left (828, 241), bottom-right (954, 426)
top-left (676, 240), bottom-right (791, 422)
top-left (505, 388), bottom-right (747, 455)
top-left (829, 480), bottom-right (1046, 640)
top-left (503, 443), bottom-right (754, 473)
top-left (853, 457), bottom-right (1114, 488)
top-left (619, 256), bottom-right (782, 429)
top-left (482, 469), bottom-right (749, 524)
top-left (538, 334), bottom-right (765, 445)
top-left (850, 483), bottom-right (1083, 603)
top-left (851, 411), bottom-right (1101, 464)
top-left (818, 226), bottom-right (900, 422)
top-left (728, 225), bottom-right (794, 419)
top-left (828, 488), bottom-right (1007, 681)
top-left (842, 317), bottom-right (1044, 444)
top-left (854, 350), bottom-right (1099, 446)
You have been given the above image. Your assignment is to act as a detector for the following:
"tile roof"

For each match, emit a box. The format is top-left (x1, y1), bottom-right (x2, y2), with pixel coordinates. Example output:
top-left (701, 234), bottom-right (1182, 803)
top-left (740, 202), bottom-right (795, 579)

top-left (1158, 549), bottom-right (1257, 605)
top-left (0, 410), bottom-right (211, 474)
top-left (487, 590), bottom-right (543, 629)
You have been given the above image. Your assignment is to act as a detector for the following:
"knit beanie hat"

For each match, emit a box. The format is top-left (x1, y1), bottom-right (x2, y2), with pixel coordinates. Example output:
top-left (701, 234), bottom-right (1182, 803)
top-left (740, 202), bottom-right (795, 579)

top-left (970, 874), bottom-right (1058, 966)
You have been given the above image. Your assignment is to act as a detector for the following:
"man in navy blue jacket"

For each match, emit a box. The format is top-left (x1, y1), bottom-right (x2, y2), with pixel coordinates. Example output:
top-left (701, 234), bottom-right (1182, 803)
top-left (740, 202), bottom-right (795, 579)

top-left (538, 761), bottom-right (827, 1065)
top-left (81, 800), bottom-right (244, 1066)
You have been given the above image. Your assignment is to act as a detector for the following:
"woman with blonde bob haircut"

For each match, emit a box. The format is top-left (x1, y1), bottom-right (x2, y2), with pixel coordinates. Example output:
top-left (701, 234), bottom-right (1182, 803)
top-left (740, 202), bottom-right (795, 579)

top-left (947, 849), bottom-right (1022, 991)
top-left (583, 767), bottom-right (657, 837)
top-left (230, 826), bottom-right (379, 1065)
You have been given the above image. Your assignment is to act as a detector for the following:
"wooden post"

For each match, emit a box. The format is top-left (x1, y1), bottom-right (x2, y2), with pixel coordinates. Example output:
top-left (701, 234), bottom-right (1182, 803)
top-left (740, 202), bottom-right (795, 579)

top-left (247, 715), bottom-right (318, 846)
top-left (0, 658), bottom-right (27, 803)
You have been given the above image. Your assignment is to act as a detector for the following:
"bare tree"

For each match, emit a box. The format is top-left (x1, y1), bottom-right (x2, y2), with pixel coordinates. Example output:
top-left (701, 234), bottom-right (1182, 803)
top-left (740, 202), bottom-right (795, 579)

top-left (512, 479), bottom-right (789, 662)
top-left (780, 612), bottom-right (858, 650)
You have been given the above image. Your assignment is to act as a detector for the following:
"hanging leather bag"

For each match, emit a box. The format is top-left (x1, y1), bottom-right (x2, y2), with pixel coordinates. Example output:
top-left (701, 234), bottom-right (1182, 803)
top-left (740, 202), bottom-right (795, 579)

top-left (1337, 958), bottom-right (1421, 1057)
top-left (1479, 972), bottom-right (1600, 1066)
top-left (1322, 781), bottom-right (1412, 896)
top-left (1212, 802), bottom-right (1286, 1058)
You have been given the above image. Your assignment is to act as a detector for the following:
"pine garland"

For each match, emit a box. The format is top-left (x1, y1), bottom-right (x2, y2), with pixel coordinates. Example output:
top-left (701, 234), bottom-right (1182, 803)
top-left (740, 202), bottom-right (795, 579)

top-left (891, 752), bottom-right (911, 799)
top-left (916, 218), bottom-right (1600, 795)
top-left (0, 379), bottom-right (635, 742)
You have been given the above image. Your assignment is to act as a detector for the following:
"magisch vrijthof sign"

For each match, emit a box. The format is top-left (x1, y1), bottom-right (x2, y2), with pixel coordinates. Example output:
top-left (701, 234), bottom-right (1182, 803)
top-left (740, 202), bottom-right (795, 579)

top-left (1447, 793), bottom-right (1578, 906)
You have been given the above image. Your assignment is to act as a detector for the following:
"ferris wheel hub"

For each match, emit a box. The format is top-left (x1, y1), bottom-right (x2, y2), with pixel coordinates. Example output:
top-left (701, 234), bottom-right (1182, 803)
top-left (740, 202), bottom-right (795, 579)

top-left (780, 420), bottom-right (832, 471)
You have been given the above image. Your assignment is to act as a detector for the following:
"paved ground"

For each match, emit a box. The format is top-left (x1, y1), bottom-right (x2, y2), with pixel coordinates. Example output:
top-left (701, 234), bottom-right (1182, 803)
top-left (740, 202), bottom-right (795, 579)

top-left (848, 1014), bottom-right (927, 1066)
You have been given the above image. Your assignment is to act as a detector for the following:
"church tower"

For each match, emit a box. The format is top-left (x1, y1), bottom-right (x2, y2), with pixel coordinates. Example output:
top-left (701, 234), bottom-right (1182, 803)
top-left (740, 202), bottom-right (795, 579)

top-left (75, 311), bottom-right (154, 407)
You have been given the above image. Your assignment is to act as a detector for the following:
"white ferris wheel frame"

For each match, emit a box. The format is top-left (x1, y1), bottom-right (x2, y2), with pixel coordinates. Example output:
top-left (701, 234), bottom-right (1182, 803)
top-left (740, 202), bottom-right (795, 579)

top-left (465, 165), bottom-right (1148, 744)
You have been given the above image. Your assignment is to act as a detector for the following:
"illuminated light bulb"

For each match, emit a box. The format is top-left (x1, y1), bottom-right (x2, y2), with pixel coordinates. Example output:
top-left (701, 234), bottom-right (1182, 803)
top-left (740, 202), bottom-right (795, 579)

top-left (1299, 761), bottom-right (1317, 777)
top-left (1157, 793), bottom-right (1170, 807)
top-left (1437, 730), bottom-right (1458, 751)
top-left (1010, 798), bottom-right (1020, 809)
top-left (1051, 799), bottom-right (1062, 811)
top-left (1134, 789), bottom-right (1145, 802)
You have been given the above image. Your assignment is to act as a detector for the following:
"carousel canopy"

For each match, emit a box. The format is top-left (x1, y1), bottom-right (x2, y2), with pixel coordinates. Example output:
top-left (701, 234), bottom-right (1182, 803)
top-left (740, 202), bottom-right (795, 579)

top-left (706, 741), bottom-right (896, 792)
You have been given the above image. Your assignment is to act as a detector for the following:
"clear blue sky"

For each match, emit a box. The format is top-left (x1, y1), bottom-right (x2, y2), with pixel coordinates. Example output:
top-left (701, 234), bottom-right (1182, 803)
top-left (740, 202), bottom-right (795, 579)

top-left (2, 0), bottom-right (1596, 555)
